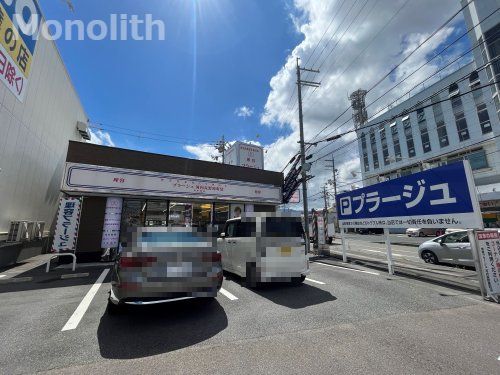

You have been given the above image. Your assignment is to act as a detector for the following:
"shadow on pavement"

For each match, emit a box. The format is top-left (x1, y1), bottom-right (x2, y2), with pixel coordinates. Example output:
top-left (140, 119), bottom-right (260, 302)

top-left (97, 298), bottom-right (228, 359)
top-left (0, 265), bottom-right (110, 294)
top-left (225, 273), bottom-right (336, 308)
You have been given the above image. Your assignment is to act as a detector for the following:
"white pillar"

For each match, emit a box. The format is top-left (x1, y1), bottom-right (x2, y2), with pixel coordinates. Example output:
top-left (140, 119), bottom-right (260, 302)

top-left (341, 227), bottom-right (348, 263)
top-left (384, 228), bottom-right (394, 275)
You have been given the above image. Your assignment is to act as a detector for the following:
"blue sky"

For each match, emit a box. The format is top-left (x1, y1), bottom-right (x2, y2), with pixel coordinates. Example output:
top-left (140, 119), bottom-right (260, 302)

top-left (38, 0), bottom-right (301, 156)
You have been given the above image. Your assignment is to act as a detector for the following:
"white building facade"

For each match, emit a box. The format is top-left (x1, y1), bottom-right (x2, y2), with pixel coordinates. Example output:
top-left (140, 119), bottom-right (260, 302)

top-left (0, 11), bottom-right (88, 244)
top-left (357, 0), bottom-right (500, 226)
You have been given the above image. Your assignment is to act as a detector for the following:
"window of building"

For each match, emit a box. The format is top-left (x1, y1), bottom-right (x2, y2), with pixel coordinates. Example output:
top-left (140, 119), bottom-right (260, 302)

top-left (417, 108), bottom-right (431, 153)
top-left (390, 122), bottom-right (402, 162)
top-left (379, 125), bottom-right (390, 166)
top-left (402, 116), bottom-right (415, 158)
top-left (466, 149), bottom-right (489, 170)
top-left (469, 72), bottom-right (492, 134)
top-left (481, 24), bottom-right (500, 120)
top-left (145, 200), bottom-right (168, 227)
top-left (431, 95), bottom-right (449, 148)
top-left (449, 84), bottom-right (470, 142)
top-left (370, 128), bottom-right (379, 169)
top-left (361, 133), bottom-right (370, 172)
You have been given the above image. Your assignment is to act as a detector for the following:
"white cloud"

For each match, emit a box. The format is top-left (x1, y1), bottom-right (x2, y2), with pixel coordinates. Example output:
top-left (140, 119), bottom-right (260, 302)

top-left (187, 0), bottom-right (468, 209)
top-left (88, 128), bottom-right (115, 147)
top-left (184, 143), bottom-right (218, 162)
top-left (260, 0), bottom-right (466, 208)
top-left (235, 106), bottom-right (254, 118)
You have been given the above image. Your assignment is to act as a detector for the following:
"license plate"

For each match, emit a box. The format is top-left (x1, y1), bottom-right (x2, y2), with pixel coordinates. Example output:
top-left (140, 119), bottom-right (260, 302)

top-left (280, 246), bottom-right (292, 256)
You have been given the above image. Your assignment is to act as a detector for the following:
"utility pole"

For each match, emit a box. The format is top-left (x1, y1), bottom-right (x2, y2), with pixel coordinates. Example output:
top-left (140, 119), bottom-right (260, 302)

top-left (296, 57), bottom-right (320, 254)
top-left (322, 185), bottom-right (328, 212)
top-left (331, 155), bottom-right (338, 199)
top-left (214, 136), bottom-right (227, 164)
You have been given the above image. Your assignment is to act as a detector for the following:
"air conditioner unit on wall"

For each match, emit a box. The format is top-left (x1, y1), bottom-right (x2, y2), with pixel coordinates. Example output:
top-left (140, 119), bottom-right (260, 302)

top-left (76, 121), bottom-right (91, 141)
top-left (32, 222), bottom-right (45, 240)
top-left (7, 221), bottom-right (29, 242)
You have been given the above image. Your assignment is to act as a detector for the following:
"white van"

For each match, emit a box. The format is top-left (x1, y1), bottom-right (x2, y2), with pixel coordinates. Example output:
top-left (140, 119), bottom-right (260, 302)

top-left (217, 213), bottom-right (309, 286)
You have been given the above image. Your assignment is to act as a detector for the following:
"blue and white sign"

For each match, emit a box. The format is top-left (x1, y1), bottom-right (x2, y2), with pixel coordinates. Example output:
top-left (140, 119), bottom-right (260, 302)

top-left (337, 161), bottom-right (483, 229)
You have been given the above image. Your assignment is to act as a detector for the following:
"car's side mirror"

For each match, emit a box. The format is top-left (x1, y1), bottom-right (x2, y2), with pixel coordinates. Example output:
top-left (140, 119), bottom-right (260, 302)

top-left (220, 233), bottom-right (226, 239)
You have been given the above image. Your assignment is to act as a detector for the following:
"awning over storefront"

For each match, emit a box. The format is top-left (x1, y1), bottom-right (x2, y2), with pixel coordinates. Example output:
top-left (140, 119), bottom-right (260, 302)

top-left (477, 182), bottom-right (500, 203)
top-left (62, 141), bottom-right (283, 205)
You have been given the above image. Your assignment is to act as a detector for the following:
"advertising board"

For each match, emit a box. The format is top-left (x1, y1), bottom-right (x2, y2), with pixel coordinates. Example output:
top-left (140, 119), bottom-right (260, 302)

top-left (52, 197), bottom-right (81, 253)
top-left (336, 161), bottom-right (483, 230)
top-left (475, 230), bottom-right (500, 301)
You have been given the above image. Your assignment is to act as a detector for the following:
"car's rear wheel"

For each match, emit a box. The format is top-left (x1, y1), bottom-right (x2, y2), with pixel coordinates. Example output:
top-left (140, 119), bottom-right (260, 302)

top-left (292, 275), bottom-right (306, 285)
top-left (419, 232), bottom-right (425, 237)
top-left (421, 250), bottom-right (438, 264)
top-left (106, 298), bottom-right (123, 315)
top-left (245, 262), bottom-right (259, 288)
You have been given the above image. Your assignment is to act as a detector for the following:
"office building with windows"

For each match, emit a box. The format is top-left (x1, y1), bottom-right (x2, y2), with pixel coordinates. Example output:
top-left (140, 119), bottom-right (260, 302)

top-left (356, 0), bottom-right (500, 226)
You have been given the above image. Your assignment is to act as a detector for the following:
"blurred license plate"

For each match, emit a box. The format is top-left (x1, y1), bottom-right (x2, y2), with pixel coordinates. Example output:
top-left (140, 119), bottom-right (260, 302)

top-left (167, 263), bottom-right (192, 276)
top-left (280, 246), bottom-right (292, 256)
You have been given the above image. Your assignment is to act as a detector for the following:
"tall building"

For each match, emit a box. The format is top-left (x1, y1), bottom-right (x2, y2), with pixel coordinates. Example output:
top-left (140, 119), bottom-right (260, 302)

top-left (356, 0), bottom-right (500, 226)
top-left (0, 3), bottom-right (88, 265)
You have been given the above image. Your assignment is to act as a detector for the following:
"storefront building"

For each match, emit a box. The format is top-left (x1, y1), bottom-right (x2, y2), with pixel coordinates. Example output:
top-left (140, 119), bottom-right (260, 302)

top-left (61, 141), bottom-right (283, 262)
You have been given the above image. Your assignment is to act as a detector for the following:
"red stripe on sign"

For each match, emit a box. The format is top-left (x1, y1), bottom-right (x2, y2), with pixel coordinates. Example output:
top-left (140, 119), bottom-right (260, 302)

top-left (477, 231), bottom-right (499, 240)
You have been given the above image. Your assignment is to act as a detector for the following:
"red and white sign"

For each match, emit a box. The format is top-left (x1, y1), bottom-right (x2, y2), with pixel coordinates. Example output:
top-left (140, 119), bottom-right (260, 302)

top-left (289, 190), bottom-right (300, 204)
top-left (62, 163), bottom-right (281, 204)
top-left (475, 230), bottom-right (500, 300)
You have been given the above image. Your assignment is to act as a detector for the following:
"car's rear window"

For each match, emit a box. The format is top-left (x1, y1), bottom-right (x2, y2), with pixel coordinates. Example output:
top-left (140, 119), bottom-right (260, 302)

top-left (263, 218), bottom-right (304, 237)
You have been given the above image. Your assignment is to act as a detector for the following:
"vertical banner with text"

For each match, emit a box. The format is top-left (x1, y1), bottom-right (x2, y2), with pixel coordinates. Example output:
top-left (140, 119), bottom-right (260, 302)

top-left (52, 197), bottom-right (82, 253)
top-left (101, 197), bottom-right (123, 248)
top-left (475, 231), bottom-right (500, 301)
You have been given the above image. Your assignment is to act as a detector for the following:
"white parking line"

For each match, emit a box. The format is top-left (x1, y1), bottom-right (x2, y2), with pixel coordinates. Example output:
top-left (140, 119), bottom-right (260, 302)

top-left (0, 275), bottom-right (6, 278)
top-left (313, 262), bottom-right (380, 276)
top-left (361, 248), bottom-right (420, 259)
top-left (61, 268), bottom-right (109, 332)
top-left (219, 288), bottom-right (238, 301)
top-left (305, 278), bottom-right (325, 285)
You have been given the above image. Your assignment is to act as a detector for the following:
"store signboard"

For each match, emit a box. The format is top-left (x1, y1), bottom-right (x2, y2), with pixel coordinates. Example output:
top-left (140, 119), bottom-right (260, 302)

top-left (289, 189), bottom-right (300, 204)
top-left (475, 231), bottom-right (500, 301)
top-left (316, 214), bottom-right (326, 245)
top-left (52, 197), bottom-right (81, 253)
top-left (101, 197), bottom-right (123, 248)
top-left (337, 161), bottom-right (483, 229)
top-left (62, 163), bottom-right (281, 204)
top-left (0, 0), bottom-right (42, 102)
top-left (225, 141), bottom-right (264, 169)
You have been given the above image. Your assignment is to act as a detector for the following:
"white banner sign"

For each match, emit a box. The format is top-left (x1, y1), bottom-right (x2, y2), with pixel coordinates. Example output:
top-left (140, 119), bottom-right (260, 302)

top-left (62, 163), bottom-right (281, 204)
top-left (101, 197), bottom-right (123, 248)
top-left (52, 197), bottom-right (81, 253)
top-left (316, 214), bottom-right (326, 245)
top-left (476, 231), bottom-right (500, 300)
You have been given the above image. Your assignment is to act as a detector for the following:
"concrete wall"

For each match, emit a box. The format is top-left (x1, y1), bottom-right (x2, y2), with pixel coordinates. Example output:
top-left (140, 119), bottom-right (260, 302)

top-left (0, 30), bottom-right (87, 240)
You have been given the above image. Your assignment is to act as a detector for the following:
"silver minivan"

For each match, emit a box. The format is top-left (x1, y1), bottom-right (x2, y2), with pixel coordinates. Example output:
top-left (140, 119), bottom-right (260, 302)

top-left (218, 213), bottom-right (309, 286)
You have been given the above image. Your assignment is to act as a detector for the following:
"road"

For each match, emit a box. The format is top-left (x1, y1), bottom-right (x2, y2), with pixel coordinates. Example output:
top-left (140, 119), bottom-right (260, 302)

top-left (1, 259), bottom-right (499, 374)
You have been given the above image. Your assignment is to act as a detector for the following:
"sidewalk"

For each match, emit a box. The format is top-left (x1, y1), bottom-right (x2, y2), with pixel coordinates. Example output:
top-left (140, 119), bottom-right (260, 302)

top-left (0, 254), bottom-right (55, 280)
top-left (319, 243), bottom-right (480, 294)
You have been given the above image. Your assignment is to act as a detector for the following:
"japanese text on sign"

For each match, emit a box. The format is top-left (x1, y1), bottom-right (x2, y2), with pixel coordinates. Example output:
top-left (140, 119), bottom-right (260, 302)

top-left (52, 197), bottom-right (81, 253)
top-left (337, 161), bottom-right (482, 230)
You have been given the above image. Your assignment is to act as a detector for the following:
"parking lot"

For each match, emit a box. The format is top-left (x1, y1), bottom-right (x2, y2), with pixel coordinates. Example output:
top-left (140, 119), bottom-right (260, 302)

top-left (1, 258), bottom-right (499, 375)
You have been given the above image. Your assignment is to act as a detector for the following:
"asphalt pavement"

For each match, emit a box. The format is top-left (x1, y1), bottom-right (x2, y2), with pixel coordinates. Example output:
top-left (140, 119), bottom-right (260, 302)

top-left (0, 257), bottom-right (499, 375)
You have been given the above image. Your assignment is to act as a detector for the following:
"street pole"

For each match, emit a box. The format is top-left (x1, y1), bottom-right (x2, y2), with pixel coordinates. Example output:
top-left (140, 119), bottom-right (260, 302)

top-left (323, 185), bottom-right (328, 212)
top-left (296, 58), bottom-right (320, 255)
top-left (331, 154), bottom-right (338, 199)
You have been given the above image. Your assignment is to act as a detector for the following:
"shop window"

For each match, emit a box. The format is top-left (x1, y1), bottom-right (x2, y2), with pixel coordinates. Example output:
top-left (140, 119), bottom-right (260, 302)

top-left (145, 200), bottom-right (168, 227)
top-left (169, 202), bottom-right (193, 227)
top-left (120, 199), bottom-right (147, 241)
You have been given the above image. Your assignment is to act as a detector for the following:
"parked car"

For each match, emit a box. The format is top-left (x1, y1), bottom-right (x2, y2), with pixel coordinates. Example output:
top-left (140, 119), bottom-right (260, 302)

top-left (218, 213), bottom-right (309, 286)
top-left (357, 228), bottom-right (384, 235)
top-left (418, 230), bottom-right (474, 267)
top-left (108, 227), bottom-right (223, 314)
top-left (406, 228), bottom-right (445, 237)
top-left (445, 228), bottom-right (465, 234)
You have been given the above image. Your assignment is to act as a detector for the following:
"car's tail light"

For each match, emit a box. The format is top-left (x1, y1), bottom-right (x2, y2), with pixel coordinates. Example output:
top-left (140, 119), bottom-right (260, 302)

top-left (203, 252), bottom-right (221, 263)
top-left (119, 256), bottom-right (157, 268)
